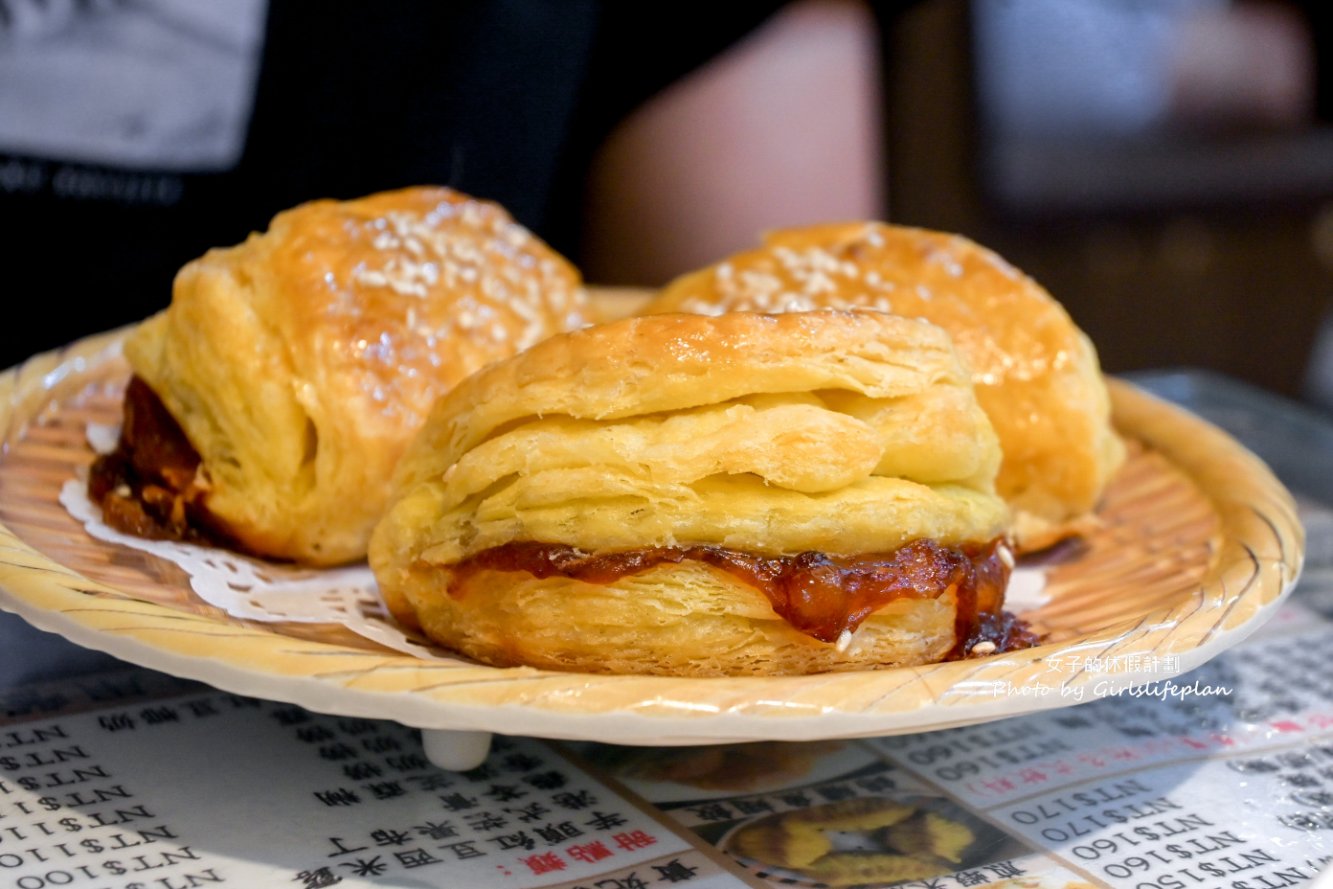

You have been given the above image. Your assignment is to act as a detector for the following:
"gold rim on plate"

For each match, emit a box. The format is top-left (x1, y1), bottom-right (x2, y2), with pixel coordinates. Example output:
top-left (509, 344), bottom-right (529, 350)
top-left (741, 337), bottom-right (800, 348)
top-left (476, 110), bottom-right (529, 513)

top-left (0, 326), bottom-right (1304, 744)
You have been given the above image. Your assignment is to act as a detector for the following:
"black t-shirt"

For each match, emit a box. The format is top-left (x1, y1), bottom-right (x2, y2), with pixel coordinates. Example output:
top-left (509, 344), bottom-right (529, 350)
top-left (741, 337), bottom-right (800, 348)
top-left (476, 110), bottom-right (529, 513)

top-left (0, 1), bottom-right (789, 369)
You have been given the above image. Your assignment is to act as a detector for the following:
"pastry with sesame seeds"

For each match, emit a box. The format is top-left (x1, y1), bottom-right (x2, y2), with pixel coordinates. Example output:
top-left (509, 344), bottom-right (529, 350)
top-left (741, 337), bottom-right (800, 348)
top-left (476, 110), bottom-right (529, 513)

top-left (369, 311), bottom-right (1035, 676)
top-left (644, 222), bottom-right (1125, 551)
top-left (88, 186), bottom-right (588, 566)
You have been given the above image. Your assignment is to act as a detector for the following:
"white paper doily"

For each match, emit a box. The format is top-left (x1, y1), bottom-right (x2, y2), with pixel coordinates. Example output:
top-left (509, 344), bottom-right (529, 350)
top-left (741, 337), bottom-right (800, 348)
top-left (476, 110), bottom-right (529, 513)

top-left (59, 478), bottom-right (447, 661)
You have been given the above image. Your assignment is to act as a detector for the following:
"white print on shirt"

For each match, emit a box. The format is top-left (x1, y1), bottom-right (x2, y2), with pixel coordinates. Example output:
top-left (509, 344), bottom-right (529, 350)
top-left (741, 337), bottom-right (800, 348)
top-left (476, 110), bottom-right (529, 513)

top-left (0, 0), bottom-right (267, 171)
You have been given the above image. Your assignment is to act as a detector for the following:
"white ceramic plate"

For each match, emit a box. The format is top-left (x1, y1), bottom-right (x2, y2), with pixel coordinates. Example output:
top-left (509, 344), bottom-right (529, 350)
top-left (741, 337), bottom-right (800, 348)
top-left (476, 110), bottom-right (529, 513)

top-left (0, 328), bottom-right (1304, 750)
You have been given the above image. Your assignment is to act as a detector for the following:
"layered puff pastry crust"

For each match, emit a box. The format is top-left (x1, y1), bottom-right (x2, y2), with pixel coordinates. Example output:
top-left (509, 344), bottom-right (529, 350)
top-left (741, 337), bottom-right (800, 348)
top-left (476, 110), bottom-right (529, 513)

top-left (645, 222), bottom-right (1125, 550)
top-left (96, 186), bottom-right (587, 566)
top-left (369, 311), bottom-right (1019, 676)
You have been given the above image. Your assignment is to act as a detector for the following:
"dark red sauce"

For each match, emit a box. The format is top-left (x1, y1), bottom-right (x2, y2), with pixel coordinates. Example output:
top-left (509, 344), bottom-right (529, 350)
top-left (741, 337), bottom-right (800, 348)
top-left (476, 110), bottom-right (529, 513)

top-left (88, 376), bottom-right (237, 548)
top-left (88, 380), bottom-right (1039, 660)
top-left (450, 539), bottom-right (1037, 658)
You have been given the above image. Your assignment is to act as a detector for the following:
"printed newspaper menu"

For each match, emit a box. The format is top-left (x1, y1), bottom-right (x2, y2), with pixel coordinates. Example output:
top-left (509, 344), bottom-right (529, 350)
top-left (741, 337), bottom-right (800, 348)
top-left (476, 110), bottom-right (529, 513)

top-left (0, 504), bottom-right (1330, 888)
top-left (0, 676), bottom-right (750, 888)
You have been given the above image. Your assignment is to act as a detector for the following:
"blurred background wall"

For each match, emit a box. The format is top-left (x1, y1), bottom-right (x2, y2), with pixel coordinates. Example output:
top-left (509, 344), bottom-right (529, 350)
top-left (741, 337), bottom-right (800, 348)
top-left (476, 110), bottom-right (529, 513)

top-left (882, 0), bottom-right (1333, 404)
top-left (6, 0), bottom-right (1332, 410)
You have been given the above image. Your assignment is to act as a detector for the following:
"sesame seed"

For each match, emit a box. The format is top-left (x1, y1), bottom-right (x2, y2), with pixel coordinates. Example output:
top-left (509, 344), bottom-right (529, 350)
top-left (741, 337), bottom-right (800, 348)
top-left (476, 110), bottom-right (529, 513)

top-left (803, 270), bottom-right (836, 295)
top-left (781, 292), bottom-right (818, 311)
top-left (681, 297), bottom-right (720, 315)
top-left (510, 296), bottom-right (540, 321)
top-left (355, 269), bottom-right (388, 288)
top-left (739, 270), bottom-right (782, 297)
top-left (517, 321), bottom-right (544, 350)
top-left (806, 247), bottom-right (839, 273)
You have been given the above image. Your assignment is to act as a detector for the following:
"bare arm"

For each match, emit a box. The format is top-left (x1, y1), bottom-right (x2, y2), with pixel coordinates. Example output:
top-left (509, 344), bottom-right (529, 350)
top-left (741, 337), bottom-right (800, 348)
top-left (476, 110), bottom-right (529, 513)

top-left (579, 0), bottom-right (885, 286)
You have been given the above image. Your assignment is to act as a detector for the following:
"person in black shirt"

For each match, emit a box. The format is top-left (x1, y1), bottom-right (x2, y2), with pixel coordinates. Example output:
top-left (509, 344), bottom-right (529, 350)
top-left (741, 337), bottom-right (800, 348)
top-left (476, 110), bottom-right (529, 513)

top-left (0, 0), bottom-right (890, 368)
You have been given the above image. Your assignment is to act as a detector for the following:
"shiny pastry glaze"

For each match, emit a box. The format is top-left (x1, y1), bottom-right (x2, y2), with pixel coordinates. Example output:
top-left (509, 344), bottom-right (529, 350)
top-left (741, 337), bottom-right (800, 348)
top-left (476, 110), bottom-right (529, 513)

top-left (450, 539), bottom-right (1037, 658)
top-left (88, 379), bottom-right (1035, 658)
top-left (88, 377), bottom-right (235, 548)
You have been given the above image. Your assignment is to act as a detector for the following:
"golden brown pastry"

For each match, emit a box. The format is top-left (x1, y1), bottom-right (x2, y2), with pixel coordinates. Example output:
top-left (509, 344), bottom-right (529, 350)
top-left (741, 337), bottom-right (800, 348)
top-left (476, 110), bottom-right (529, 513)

top-left (645, 222), bottom-right (1125, 550)
top-left (90, 186), bottom-right (587, 565)
top-left (370, 311), bottom-right (1030, 676)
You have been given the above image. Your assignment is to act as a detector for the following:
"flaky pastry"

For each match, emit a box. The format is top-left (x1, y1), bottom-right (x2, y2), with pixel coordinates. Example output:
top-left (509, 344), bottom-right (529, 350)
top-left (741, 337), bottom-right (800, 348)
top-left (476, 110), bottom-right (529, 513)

top-left (645, 222), bottom-right (1125, 549)
top-left (91, 186), bottom-right (587, 565)
top-left (370, 311), bottom-right (1025, 676)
